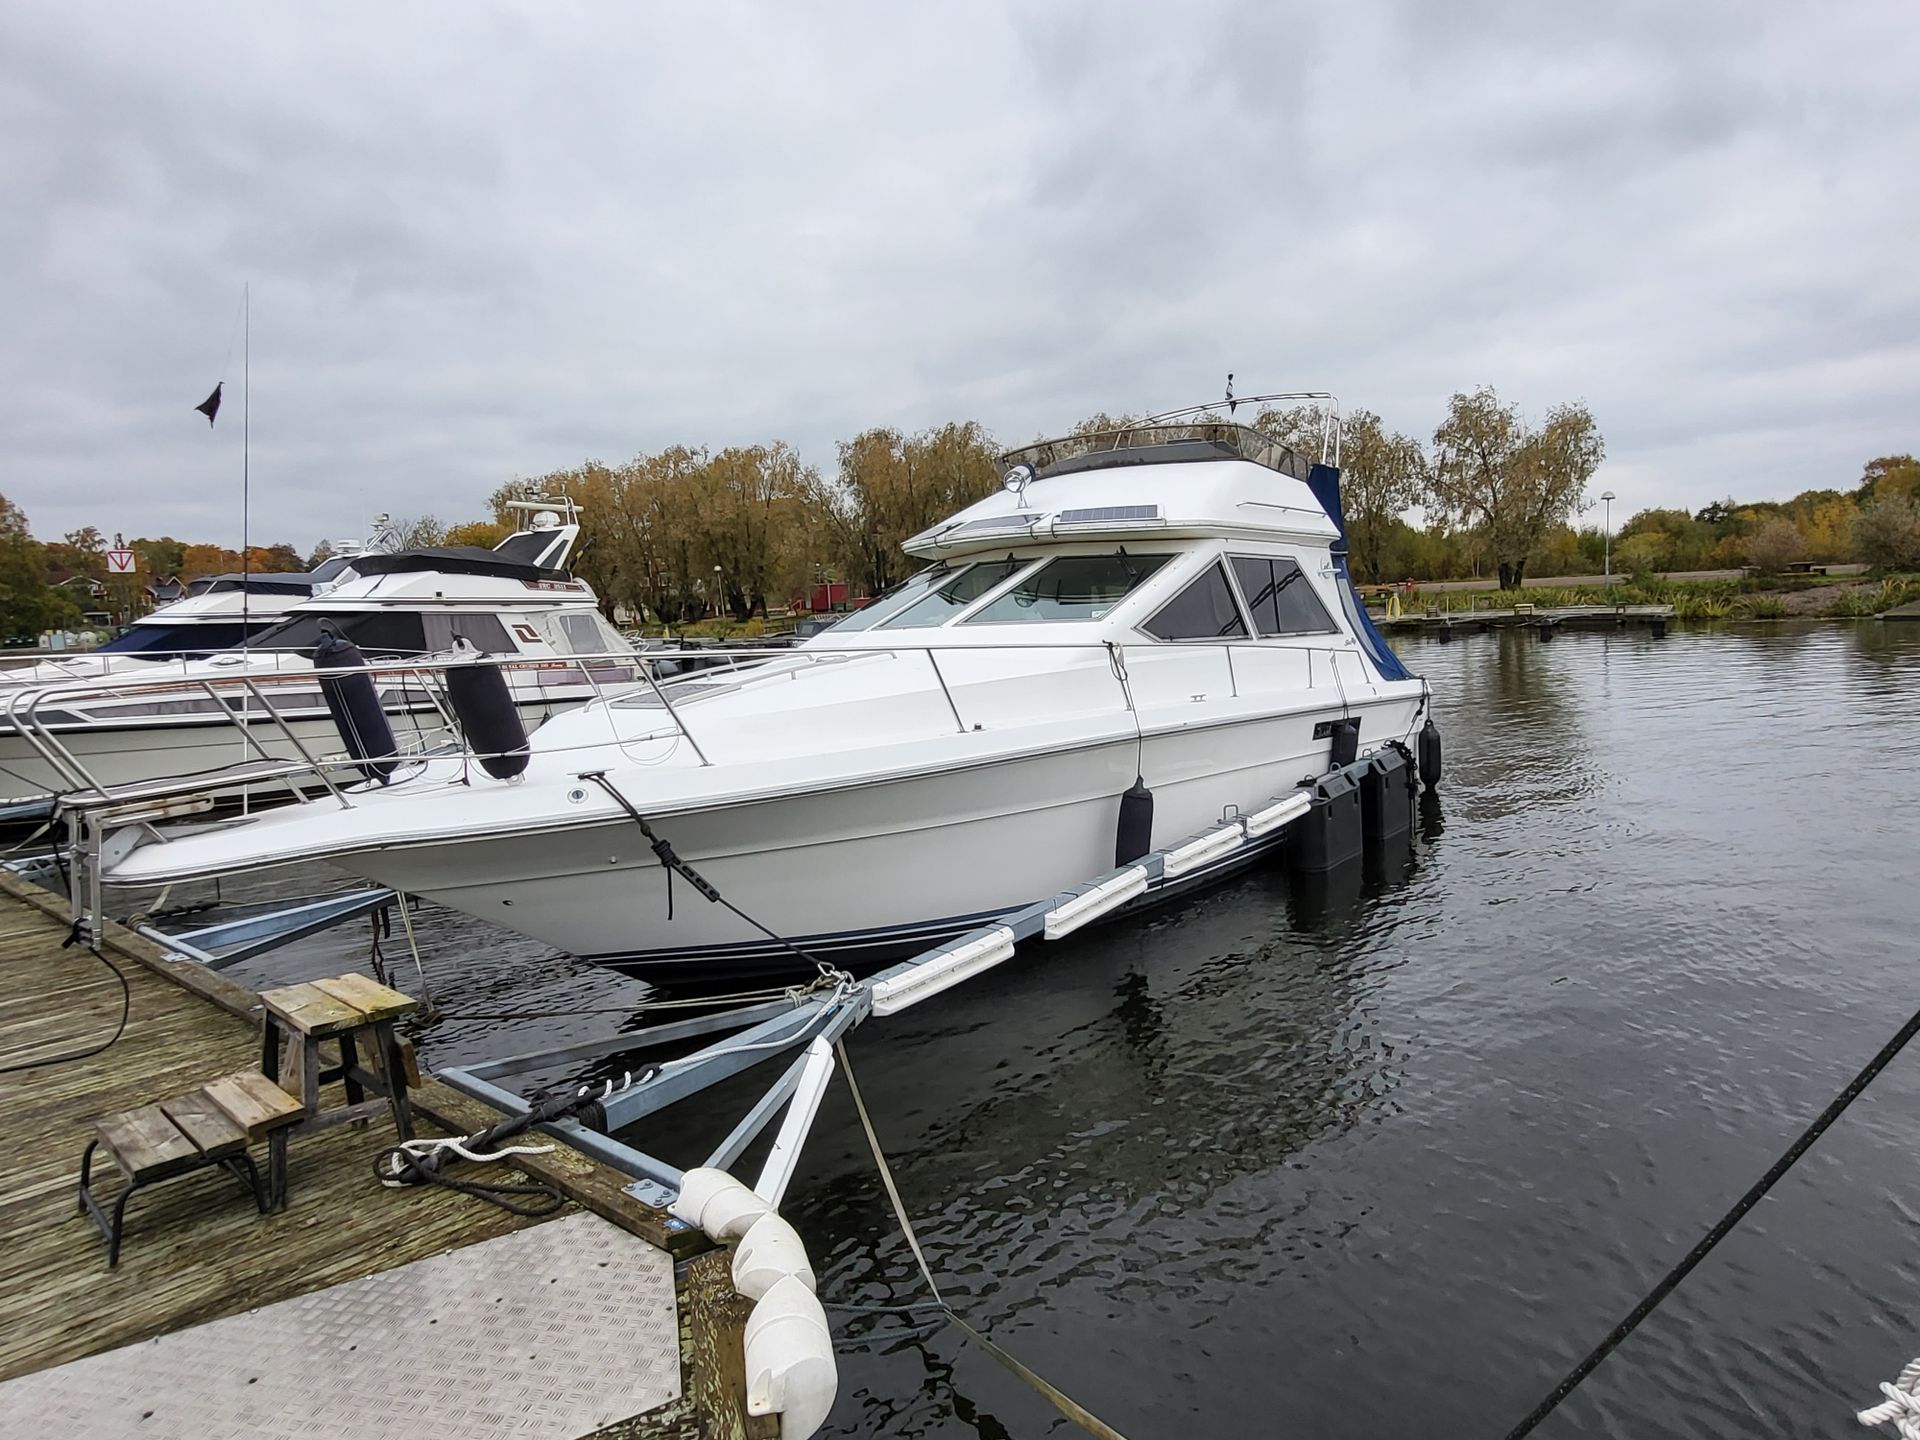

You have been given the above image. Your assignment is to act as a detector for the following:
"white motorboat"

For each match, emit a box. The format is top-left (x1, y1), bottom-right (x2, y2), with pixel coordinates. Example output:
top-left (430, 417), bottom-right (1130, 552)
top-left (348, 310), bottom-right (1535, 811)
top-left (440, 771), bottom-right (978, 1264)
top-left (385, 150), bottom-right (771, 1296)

top-left (101, 416), bottom-right (1433, 984)
top-left (0, 499), bottom-right (641, 805)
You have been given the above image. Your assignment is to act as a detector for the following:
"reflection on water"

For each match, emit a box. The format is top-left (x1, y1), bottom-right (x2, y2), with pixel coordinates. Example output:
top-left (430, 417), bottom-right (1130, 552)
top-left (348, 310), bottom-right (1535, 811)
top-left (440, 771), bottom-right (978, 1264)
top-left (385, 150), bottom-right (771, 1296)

top-left (144, 621), bottom-right (1920, 1438)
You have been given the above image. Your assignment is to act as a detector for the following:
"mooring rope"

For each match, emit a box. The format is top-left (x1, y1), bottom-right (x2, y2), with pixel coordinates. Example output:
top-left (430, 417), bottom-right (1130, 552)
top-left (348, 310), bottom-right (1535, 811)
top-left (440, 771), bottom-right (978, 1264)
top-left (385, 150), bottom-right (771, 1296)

top-left (373, 1069), bottom-right (654, 1216)
top-left (1503, 996), bottom-right (1920, 1438)
top-left (836, 1039), bottom-right (1134, 1440)
top-left (1861, 1359), bottom-right (1920, 1437)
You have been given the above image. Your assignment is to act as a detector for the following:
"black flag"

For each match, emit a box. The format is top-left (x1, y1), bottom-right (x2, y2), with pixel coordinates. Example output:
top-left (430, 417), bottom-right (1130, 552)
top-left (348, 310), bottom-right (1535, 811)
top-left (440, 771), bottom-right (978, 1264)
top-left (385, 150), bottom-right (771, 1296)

top-left (194, 382), bottom-right (223, 427)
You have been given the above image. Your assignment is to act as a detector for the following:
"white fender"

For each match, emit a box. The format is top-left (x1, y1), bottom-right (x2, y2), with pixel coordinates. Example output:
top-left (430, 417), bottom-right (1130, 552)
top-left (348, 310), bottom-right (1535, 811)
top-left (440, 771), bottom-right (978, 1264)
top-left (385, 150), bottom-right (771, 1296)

top-left (743, 1274), bottom-right (837, 1439)
top-left (671, 1166), bottom-right (772, 1241)
top-left (733, 1211), bottom-right (818, 1301)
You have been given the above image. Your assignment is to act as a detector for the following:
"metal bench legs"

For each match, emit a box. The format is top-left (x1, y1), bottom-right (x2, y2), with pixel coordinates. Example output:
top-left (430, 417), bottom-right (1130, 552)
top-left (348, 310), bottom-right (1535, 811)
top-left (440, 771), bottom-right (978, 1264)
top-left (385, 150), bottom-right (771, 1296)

top-left (78, 1138), bottom-right (269, 1268)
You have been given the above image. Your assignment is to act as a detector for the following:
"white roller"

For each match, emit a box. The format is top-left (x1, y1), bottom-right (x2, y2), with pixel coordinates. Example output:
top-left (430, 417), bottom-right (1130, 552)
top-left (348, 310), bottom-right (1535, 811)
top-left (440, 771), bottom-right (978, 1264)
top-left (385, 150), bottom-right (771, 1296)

top-left (1242, 791), bottom-right (1311, 838)
top-left (871, 926), bottom-right (1016, 1016)
top-left (670, 1166), bottom-right (772, 1242)
top-left (733, 1212), bottom-right (818, 1301)
top-left (1161, 823), bottom-right (1246, 878)
top-left (744, 1274), bottom-right (838, 1439)
top-left (1043, 866), bottom-right (1149, 939)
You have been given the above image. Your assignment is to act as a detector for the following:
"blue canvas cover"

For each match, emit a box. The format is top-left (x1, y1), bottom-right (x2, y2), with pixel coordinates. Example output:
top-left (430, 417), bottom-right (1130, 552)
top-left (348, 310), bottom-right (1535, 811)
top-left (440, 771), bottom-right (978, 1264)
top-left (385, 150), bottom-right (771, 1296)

top-left (1305, 463), bottom-right (1415, 682)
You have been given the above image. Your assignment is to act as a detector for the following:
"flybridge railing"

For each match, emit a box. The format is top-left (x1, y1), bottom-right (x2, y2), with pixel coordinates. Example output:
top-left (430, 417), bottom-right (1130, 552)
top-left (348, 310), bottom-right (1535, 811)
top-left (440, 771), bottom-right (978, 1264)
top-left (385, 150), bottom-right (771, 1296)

top-left (16, 634), bottom-right (1382, 824)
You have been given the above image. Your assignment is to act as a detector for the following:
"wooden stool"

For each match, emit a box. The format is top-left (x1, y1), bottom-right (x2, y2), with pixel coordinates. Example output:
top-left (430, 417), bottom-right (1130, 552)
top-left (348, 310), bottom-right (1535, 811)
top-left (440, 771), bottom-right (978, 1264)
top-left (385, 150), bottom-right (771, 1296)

top-left (80, 1097), bottom-right (268, 1267)
top-left (259, 974), bottom-right (419, 1206)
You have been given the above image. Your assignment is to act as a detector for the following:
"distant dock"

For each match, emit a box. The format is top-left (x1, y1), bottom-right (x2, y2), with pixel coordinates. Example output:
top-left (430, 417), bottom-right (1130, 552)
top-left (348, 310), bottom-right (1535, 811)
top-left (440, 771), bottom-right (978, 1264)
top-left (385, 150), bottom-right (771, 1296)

top-left (0, 871), bottom-right (768, 1440)
top-left (1373, 602), bottom-right (1675, 636)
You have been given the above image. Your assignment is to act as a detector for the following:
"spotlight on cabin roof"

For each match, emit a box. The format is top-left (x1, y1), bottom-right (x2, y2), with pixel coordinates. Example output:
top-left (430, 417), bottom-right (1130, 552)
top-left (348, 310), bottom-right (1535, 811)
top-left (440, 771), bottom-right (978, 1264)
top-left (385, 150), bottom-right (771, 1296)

top-left (1002, 462), bottom-right (1036, 497)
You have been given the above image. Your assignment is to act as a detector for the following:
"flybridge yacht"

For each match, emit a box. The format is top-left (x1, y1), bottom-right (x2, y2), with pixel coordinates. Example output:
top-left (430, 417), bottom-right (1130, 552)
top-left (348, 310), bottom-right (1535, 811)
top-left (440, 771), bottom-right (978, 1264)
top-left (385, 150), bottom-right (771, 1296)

top-left (101, 414), bottom-right (1432, 983)
top-left (0, 566), bottom-right (347, 690)
top-left (0, 498), bottom-right (638, 805)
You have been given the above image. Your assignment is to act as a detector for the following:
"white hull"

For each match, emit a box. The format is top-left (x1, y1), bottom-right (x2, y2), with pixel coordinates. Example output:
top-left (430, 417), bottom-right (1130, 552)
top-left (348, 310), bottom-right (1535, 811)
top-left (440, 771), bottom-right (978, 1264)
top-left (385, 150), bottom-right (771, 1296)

top-left (335, 694), bottom-right (1420, 981)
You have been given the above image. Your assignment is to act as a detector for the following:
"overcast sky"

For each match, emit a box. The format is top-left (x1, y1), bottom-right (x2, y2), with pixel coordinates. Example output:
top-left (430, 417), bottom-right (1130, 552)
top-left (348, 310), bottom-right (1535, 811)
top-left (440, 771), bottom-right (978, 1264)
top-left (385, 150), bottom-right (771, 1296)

top-left (3, 1), bottom-right (1915, 554)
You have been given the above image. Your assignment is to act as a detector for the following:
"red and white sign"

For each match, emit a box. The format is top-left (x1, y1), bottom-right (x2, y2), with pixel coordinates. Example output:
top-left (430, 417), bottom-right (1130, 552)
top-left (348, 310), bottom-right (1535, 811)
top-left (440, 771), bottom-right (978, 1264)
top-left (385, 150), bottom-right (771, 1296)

top-left (105, 549), bottom-right (136, 574)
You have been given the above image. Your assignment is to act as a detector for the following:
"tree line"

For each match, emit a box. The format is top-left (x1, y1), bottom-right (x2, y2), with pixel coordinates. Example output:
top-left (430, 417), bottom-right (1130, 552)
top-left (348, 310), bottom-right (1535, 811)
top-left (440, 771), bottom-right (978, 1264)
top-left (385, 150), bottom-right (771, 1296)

top-left (11, 388), bottom-right (1915, 640)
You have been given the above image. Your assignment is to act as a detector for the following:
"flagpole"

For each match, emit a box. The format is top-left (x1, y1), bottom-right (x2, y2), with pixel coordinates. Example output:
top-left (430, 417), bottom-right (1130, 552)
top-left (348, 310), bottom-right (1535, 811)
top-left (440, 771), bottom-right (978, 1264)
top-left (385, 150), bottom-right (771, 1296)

top-left (242, 282), bottom-right (250, 646)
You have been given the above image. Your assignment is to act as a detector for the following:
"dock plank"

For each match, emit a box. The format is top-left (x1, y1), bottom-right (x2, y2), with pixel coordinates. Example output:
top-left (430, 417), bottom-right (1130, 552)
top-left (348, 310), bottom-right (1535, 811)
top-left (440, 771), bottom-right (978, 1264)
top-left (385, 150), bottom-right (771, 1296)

top-left (258, 981), bottom-right (364, 1037)
top-left (310, 972), bottom-right (418, 1021)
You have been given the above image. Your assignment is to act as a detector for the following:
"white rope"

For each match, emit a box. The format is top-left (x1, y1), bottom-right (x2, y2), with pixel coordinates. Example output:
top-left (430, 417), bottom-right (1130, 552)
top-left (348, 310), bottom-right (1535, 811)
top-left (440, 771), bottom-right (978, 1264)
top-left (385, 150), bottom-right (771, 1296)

top-left (376, 1135), bottom-right (554, 1186)
top-left (1859, 1358), bottom-right (1920, 1436)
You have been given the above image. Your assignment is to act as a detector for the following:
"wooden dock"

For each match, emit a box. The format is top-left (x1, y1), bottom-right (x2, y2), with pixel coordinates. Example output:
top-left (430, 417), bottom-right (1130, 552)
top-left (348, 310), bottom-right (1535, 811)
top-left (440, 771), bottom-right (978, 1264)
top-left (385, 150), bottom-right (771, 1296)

top-left (0, 870), bottom-right (770, 1438)
top-left (1373, 602), bottom-right (1675, 634)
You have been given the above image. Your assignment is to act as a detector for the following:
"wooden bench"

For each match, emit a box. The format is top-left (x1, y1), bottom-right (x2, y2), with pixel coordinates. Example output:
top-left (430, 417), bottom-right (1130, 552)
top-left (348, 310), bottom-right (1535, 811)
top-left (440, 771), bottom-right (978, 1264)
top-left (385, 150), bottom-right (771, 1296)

top-left (78, 1072), bottom-right (302, 1266)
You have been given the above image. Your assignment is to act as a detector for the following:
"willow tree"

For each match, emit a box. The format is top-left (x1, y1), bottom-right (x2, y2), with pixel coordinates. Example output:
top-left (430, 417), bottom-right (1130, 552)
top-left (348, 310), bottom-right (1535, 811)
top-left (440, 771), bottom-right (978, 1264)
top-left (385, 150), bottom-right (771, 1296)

top-left (1427, 388), bottom-right (1604, 589)
top-left (807, 421), bottom-right (1000, 598)
top-left (1252, 405), bottom-right (1425, 582)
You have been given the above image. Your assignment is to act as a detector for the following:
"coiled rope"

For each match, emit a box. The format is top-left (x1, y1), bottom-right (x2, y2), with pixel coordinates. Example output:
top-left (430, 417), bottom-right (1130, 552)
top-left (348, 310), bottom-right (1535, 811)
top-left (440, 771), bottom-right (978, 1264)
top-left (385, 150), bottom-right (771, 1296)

top-left (1861, 1359), bottom-right (1920, 1437)
top-left (374, 1068), bottom-right (653, 1216)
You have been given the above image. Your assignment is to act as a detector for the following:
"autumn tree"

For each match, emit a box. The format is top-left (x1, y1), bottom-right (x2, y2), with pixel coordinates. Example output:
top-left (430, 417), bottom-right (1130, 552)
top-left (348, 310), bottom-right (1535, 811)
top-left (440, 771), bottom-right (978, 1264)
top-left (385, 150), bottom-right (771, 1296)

top-left (1426, 387), bottom-right (1604, 589)
top-left (807, 421), bottom-right (1001, 598)
top-left (1253, 406), bottom-right (1424, 582)
top-left (1860, 456), bottom-right (1920, 504)
top-left (443, 520), bottom-right (509, 549)
top-left (0, 495), bottom-right (74, 638)
top-left (133, 536), bottom-right (186, 577)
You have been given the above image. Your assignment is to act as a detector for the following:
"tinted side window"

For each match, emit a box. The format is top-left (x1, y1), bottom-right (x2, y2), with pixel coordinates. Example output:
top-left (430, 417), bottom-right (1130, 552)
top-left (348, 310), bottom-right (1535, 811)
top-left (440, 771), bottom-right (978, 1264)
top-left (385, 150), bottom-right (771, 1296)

top-left (1229, 556), bottom-right (1337, 636)
top-left (1143, 564), bottom-right (1248, 640)
top-left (424, 613), bottom-right (515, 654)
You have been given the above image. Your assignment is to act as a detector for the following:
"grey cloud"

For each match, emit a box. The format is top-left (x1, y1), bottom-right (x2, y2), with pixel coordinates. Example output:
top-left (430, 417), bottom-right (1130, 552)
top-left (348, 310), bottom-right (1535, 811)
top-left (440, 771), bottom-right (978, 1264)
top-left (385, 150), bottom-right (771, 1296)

top-left (0, 0), bottom-right (1914, 554)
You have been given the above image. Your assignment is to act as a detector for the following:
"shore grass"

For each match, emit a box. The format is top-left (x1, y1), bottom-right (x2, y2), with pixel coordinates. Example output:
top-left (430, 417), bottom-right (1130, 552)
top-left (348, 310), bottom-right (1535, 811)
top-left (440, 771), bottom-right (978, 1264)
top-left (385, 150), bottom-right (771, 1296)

top-left (1391, 572), bottom-right (1920, 622)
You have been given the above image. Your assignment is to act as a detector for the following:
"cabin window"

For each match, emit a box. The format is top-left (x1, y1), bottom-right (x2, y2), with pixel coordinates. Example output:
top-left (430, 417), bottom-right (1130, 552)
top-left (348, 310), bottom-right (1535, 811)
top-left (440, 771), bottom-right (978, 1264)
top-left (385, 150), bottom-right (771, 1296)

top-left (248, 611), bottom-right (429, 655)
top-left (550, 611), bottom-right (625, 655)
top-left (881, 558), bottom-right (1031, 628)
top-left (1228, 556), bottom-right (1338, 636)
top-left (1142, 563), bottom-right (1248, 641)
top-left (963, 553), bottom-right (1172, 625)
top-left (423, 613), bottom-right (515, 654)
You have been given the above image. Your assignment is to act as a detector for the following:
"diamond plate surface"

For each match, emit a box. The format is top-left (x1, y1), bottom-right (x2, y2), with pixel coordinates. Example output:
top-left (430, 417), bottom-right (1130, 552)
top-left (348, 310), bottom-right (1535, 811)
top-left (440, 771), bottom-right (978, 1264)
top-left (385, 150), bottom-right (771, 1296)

top-left (1, 1212), bottom-right (680, 1438)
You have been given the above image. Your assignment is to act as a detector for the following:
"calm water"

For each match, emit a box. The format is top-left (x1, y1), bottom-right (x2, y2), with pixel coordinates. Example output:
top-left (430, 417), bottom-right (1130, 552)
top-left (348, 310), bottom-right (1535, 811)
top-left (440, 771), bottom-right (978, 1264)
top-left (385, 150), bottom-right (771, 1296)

top-left (210, 621), bottom-right (1920, 1438)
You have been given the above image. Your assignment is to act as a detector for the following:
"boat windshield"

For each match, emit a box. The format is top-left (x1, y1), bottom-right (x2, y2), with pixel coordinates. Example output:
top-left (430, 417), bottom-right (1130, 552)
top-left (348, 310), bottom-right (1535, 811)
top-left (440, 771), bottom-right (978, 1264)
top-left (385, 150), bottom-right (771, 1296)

top-left (824, 566), bottom-right (952, 634)
top-left (880, 558), bottom-right (1032, 629)
top-left (964, 553), bottom-right (1172, 624)
top-left (95, 622), bottom-right (257, 658)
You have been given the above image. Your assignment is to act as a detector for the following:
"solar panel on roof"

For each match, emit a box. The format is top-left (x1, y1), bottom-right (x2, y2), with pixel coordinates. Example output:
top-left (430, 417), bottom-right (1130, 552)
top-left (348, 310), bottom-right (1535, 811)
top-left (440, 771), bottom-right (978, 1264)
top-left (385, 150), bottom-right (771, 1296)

top-left (1054, 505), bottom-right (1162, 524)
top-left (953, 513), bottom-right (1040, 534)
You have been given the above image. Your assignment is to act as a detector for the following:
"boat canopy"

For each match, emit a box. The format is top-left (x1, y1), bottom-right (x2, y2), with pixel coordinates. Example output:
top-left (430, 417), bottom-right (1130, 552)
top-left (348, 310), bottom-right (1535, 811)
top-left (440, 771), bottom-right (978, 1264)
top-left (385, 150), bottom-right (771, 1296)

top-left (346, 547), bottom-right (567, 583)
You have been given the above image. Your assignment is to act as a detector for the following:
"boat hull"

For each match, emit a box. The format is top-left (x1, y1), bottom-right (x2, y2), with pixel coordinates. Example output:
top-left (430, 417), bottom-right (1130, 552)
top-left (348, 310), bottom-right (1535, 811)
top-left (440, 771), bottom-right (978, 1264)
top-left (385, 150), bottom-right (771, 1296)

top-left (334, 693), bottom-right (1423, 987)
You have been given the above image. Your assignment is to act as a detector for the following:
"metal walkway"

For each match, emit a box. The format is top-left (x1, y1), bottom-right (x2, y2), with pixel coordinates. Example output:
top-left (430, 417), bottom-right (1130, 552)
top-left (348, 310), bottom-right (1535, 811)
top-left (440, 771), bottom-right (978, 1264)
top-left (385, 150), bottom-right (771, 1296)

top-left (0, 1212), bottom-right (680, 1439)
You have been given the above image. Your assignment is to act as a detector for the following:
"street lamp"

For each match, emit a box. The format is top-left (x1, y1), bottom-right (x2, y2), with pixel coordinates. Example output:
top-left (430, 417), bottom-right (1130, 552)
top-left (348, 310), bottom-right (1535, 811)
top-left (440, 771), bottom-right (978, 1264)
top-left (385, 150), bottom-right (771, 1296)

top-left (1601, 491), bottom-right (1617, 583)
